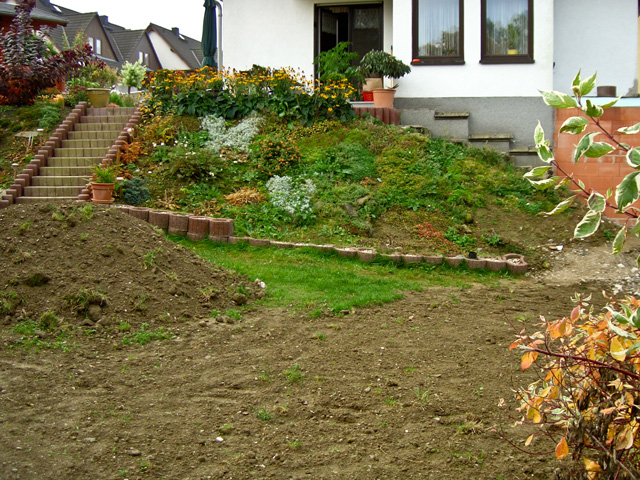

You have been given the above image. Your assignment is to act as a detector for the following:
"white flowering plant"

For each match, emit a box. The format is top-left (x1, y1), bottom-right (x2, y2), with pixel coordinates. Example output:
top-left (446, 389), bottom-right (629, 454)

top-left (266, 175), bottom-right (317, 225)
top-left (202, 115), bottom-right (262, 154)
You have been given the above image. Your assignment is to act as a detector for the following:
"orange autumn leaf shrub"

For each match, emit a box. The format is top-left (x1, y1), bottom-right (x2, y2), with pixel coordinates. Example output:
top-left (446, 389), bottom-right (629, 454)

top-left (511, 294), bottom-right (640, 479)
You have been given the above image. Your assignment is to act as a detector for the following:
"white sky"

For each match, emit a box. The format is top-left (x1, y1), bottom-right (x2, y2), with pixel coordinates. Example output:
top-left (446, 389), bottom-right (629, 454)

top-left (52, 0), bottom-right (206, 40)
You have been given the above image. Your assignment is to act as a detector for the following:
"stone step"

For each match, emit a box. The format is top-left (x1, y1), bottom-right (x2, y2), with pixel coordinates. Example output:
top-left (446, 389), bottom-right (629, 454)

top-left (46, 157), bottom-right (102, 167)
top-left (74, 123), bottom-right (125, 132)
top-left (61, 138), bottom-right (113, 149)
top-left (468, 133), bottom-right (513, 153)
top-left (509, 148), bottom-right (547, 168)
top-left (86, 106), bottom-right (136, 117)
top-left (23, 185), bottom-right (84, 197)
top-left (31, 176), bottom-right (89, 187)
top-left (40, 166), bottom-right (94, 176)
top-left (80, 114), bottom-right (130, 124)
top-left (68, 130), bottom-right (119, 141)
top-left (54, 147), bottom-right (108, 158)
top-left (16, 196), bottom-right (79, 204)
top-left (434, 112), bottom-right (470, 120)
top-left (401, 108), bottom-right (469, 142)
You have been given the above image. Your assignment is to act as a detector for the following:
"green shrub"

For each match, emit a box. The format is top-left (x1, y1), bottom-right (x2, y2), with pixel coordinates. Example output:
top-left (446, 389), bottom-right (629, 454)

top-left (38, 104), bottom-right (62, 130)
top-left (311, 142), bottom-right (376, 182)
top-left (109, 92), bottom-right (124, 107)
top-left (120, 177), bottom-right (150, 205)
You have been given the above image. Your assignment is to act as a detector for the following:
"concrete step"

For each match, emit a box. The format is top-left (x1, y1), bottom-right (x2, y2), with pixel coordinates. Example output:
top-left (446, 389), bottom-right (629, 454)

top-left (74, 123), bottom-right (125, 132)
top-left (16, 196), bottom-right (79, 204)
top-left (31, 176), bottom-right (89, 187)
top-left (67, 130), bottom-right (119, 141)
top-left (61, 139), bottom-right (113, 149)
top-left (86, 106), bottom-right (136, 117)
top-left (509, 148), bottom-right (547, 168)
top-left (401, 108), bottom-right (470, 142)
top-left (54, 147), bottom-right (109, 158)
top-left (469, 133), bottom-right (513, 153)
top-left (23, 185), bottom-right (84, 197)
top-left (46, 157), bottom-right (102, 167)
top-left (79, 114), bottom-right (130, 124)
top-left (40, 166), bottom-right (94, 176)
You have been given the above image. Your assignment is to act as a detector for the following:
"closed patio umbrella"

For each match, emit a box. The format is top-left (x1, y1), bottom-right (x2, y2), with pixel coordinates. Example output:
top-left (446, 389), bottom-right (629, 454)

top-left (201, 0), bottom-right (217, 68)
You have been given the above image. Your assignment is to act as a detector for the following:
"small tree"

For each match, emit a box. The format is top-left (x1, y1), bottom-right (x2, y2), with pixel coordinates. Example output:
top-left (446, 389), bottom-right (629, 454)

top-left (513, 72), bottom-right (640, 479)
top-left (120, 61), bottom-right (146, 94)
top-left (0, 0), bottom-right (94, 105)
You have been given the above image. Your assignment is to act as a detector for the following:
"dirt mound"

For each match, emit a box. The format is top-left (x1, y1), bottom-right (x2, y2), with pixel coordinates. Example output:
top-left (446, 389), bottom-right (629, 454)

top-left (0, 203), bottom-right (262, 334)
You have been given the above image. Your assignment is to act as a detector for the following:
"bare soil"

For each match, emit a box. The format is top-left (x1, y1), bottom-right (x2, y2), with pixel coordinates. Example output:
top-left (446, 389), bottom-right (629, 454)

top-left (0, 204), bottom-right (637, 480)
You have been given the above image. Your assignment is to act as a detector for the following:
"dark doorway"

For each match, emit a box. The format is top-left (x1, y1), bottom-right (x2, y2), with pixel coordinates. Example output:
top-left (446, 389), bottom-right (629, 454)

top-left (315, 4), bottom-right (383, 63)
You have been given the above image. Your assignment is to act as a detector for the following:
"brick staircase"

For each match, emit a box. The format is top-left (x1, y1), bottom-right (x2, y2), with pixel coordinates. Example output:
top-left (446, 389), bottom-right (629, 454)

top-left (0, 102), bottom-right (141, 209)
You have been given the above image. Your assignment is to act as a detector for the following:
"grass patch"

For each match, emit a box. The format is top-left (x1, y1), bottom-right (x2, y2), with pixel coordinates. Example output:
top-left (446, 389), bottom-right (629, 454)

top-left (121, 323), bottom-right (174, 346)
top-left (10, 318), bottom-right (73, 352)
top-left (172, 237), bottom-right (505, 314)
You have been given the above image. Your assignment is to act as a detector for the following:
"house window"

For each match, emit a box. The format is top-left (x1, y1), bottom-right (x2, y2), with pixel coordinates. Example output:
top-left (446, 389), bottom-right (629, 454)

top-left (95, 38), bottom-right (102, 55)
top-left (87, 36), bottom-right (94, 51)
top-left (138, 51), bottom-right (144, 63)
top-left (412, 0), bottom-right (464, 65)
top-left (144, 53), bottom-right (149, 65)
top-left (481, 0), bottom-right (533, 63)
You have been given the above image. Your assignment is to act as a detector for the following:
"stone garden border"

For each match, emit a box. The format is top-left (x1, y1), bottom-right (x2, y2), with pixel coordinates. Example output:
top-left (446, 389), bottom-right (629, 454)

top-left (117, 205), bottom-right (529, 275)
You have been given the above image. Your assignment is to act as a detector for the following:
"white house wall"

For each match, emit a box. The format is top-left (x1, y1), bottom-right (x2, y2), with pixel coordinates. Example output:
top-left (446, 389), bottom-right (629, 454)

top-left (393, 0), bottom-right (554, 99)
top-left (148, 30), bottom-right (191, 70)
top-left (223, 0), bottom-right (391, 76)
top-left (553, 0), bottom-right (638, 96)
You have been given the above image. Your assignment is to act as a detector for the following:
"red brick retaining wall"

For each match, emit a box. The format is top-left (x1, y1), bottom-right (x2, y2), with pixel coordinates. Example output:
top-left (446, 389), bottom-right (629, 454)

top-left (554, 107), bottom-right (640, 223)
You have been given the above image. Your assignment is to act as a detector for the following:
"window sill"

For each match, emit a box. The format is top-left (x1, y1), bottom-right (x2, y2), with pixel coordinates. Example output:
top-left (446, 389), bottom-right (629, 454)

top-left (480, 56), bottom-right (534, 65)
top-left (411, 58), bottom-right (465, 66)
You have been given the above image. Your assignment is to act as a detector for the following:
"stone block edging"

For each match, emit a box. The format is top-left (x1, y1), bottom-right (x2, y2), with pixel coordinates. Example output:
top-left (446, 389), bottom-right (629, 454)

top-left (117, 205), bottom-right (528, 275)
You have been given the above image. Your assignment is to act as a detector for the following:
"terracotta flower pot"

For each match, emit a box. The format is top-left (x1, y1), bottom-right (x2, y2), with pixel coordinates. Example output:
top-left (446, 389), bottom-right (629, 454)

top-left (372, 89), bottom-right (396, 108)
top-left (91, 183), bottom-right (114, 204)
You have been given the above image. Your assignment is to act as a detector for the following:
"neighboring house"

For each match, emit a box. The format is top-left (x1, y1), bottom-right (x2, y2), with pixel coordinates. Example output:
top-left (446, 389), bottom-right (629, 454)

top-left (101, 16), bottom-right (161, 70)
top-left (45, 8), bottom-right (122, 68)
top-left (1, 0), bottom-right (200, 72)
top-left (0, 0), bottom-right (66, 32)
top-left (146, 23), bottom-right (204, 70)
top-left (223, 0), bottom-right (639, 154)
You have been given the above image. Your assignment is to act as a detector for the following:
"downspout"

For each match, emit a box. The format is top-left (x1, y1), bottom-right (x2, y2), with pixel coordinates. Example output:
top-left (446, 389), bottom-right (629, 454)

top-left (214, 0), bottom-right (223, 68)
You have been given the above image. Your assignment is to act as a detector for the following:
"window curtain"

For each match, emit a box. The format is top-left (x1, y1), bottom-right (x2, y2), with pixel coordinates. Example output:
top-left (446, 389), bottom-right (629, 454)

top-left (485, 0), bottom-right (528, 55)
top-left (417, 0), bottom-right (459, 57)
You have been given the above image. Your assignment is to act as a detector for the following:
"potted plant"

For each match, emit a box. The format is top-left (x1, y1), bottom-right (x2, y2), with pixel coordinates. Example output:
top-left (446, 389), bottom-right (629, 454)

top-left (78, 64), bottom-right (119, 108)
top-left (358, 50), bottom-right (411, 108)
top-left (90, 163), bottom-right (117, 204)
